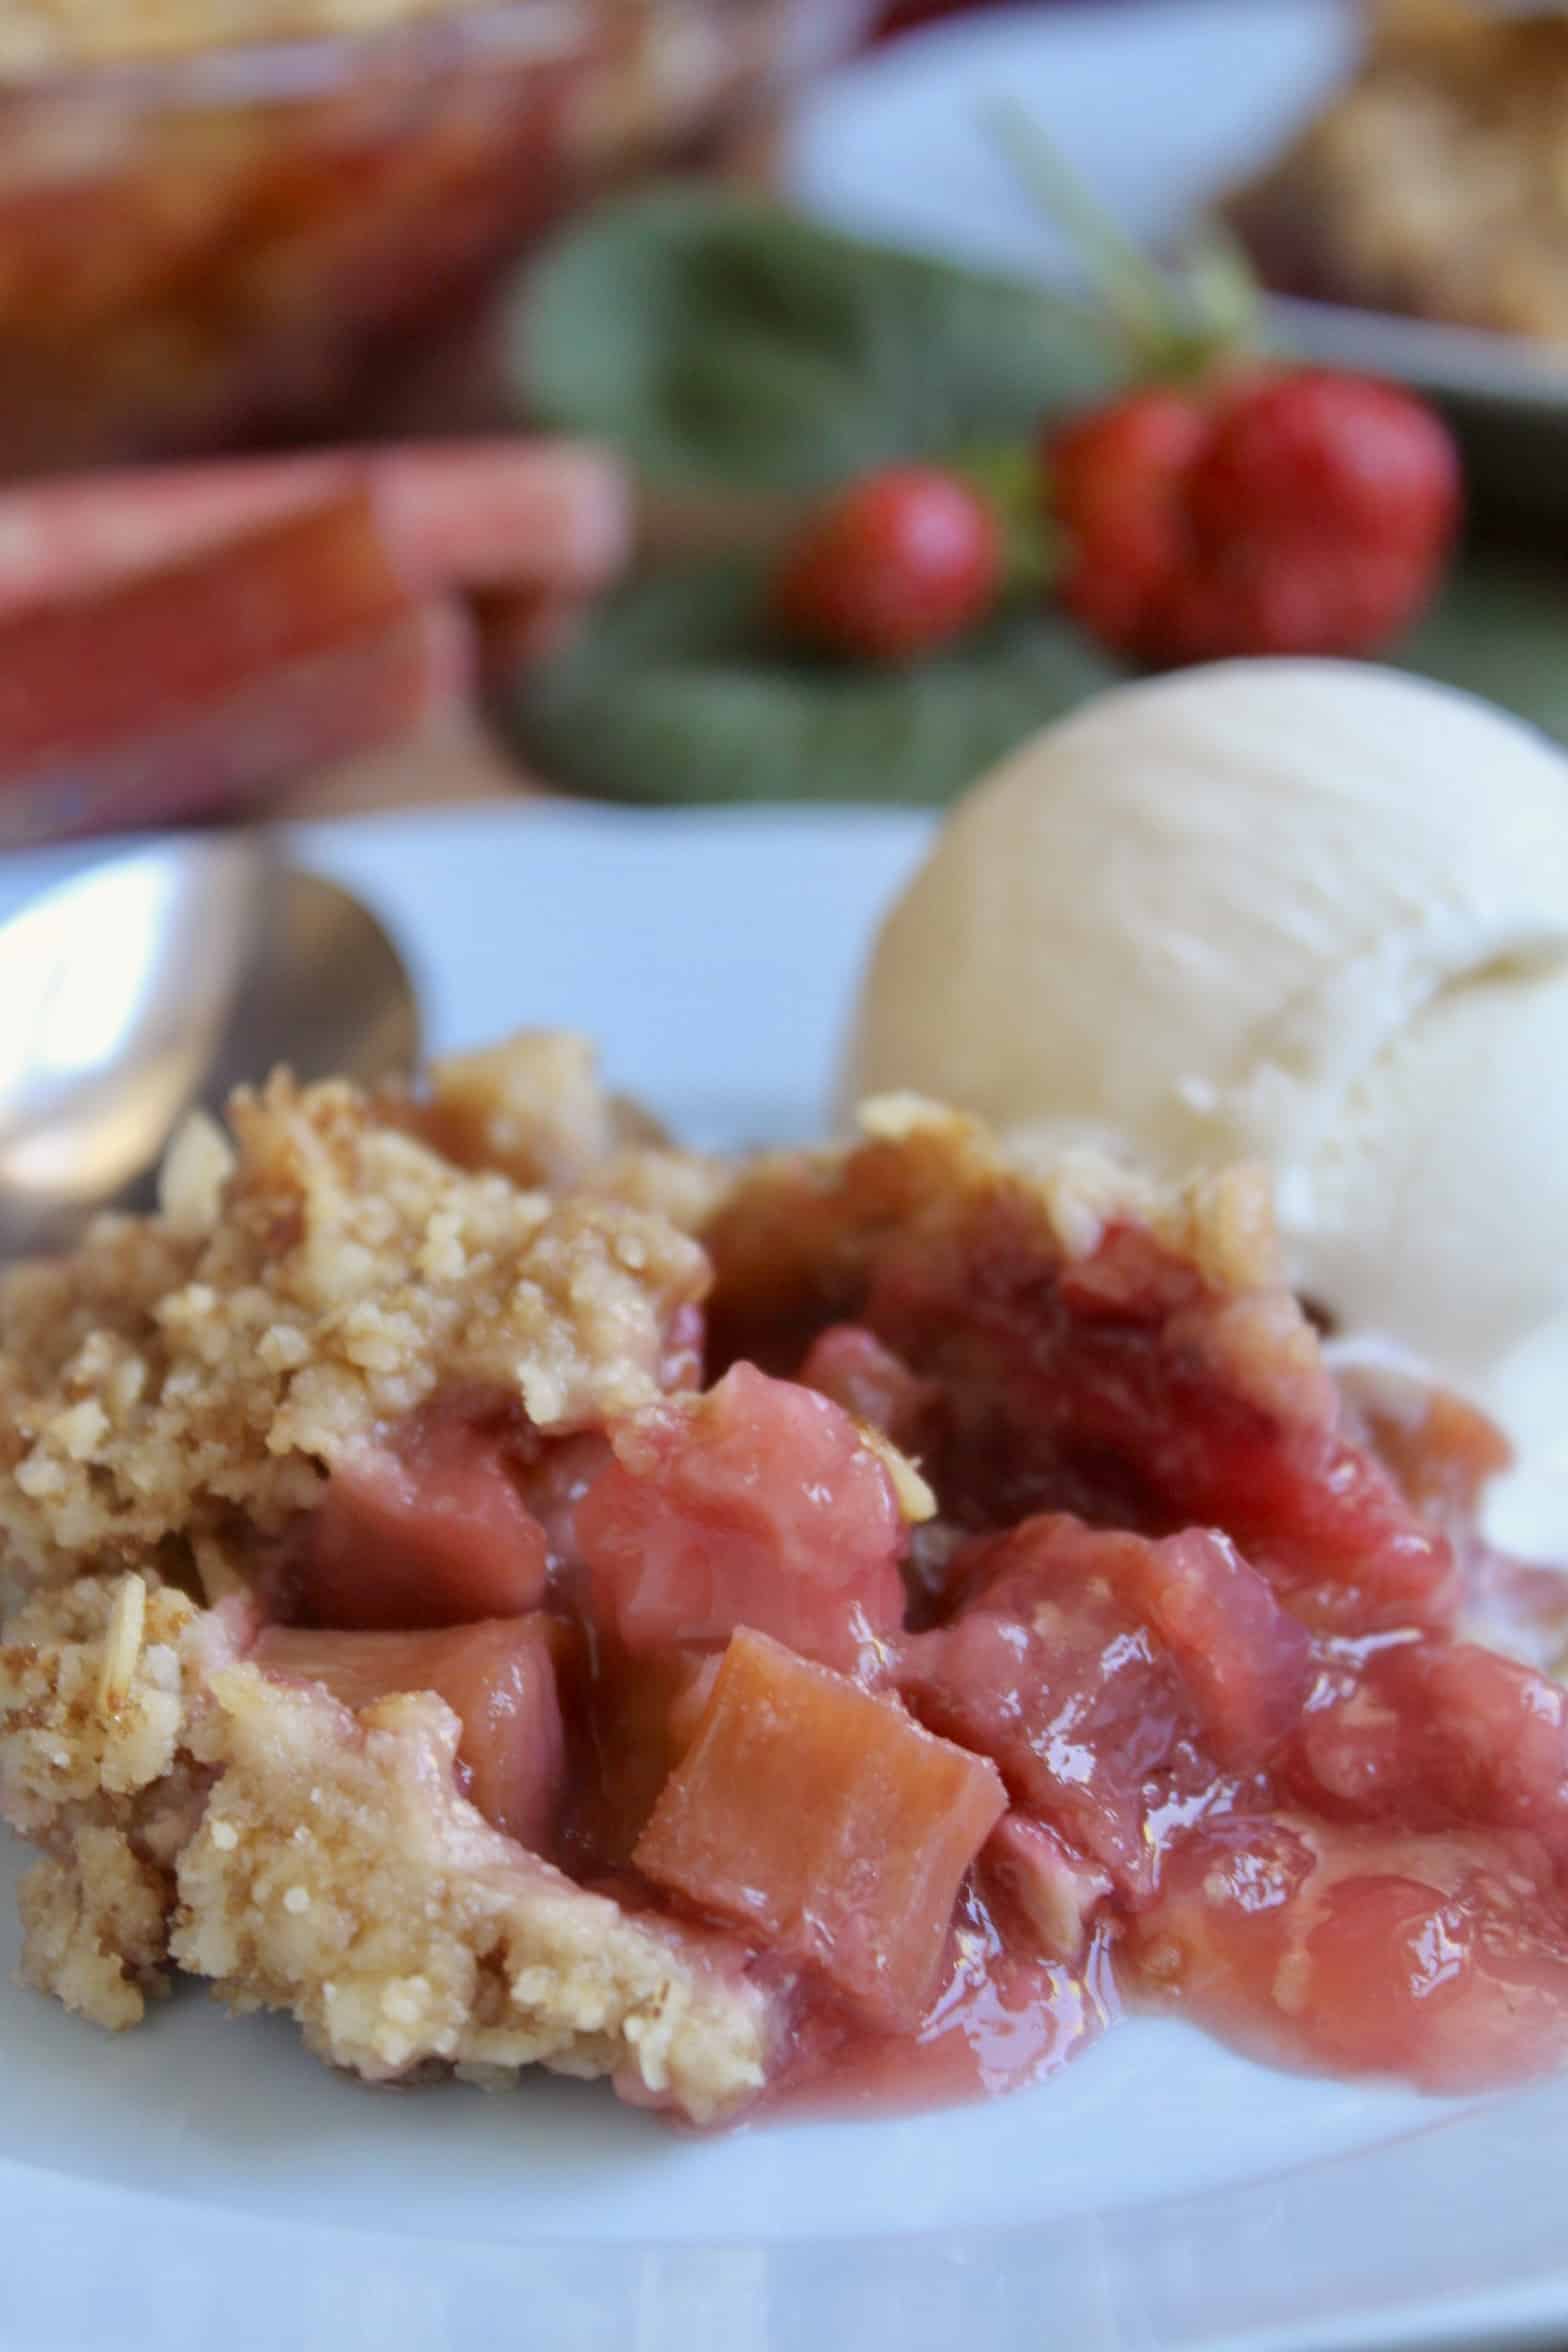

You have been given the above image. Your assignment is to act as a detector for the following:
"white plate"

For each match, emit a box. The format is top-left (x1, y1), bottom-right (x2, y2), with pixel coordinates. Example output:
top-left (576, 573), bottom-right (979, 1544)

top-left (5, 801), bottom-right (1568, 2352)
top-left (781, 0), bottom-right (1568, 422)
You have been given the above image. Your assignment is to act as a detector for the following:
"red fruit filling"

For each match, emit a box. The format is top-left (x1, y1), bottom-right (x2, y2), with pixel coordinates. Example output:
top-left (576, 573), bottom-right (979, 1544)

top-left (304, 1396), bottom-right (551, 1630)
top-left (900, 1516), bottom-right (1309, 1895)
top-left (1287, 1637), bottom-right (1568, 1852)
top-left (796, 1322), bottom-right (939, 1446)
top-left (634, 1627), bottom-right (1006, 2030)
top-left (577, 1361), bottom-right (906, 1673)
top-left (860, 1210), bottom-right (1456, 1632)
top-left (981, 1815), bottom-right (1114, 1966)
top-left (1129, 1816), bottom-right (1568, 2092)
top-left (254, 1614), bottom-right (567, 1852)
top-left (258, 1144), bottom-right (1568, 2117)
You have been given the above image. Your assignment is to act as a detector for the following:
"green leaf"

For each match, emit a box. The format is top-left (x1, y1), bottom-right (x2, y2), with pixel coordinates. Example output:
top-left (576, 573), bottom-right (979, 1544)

top-left (494, 560), bottom-right (1123, 807)
top-left (508, 185), bottom-right (1120, 495)
top-left (1392, 553), bottom-right (1568, 747)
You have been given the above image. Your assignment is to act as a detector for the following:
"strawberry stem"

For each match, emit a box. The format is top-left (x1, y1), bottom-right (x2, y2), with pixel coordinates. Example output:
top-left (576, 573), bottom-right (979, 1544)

top-left (986, 101), bottom-right (1179, 350)
top-left (987, 100), bottom-right (1265, 381)
top-left (1178, 219), bottom-right (1268, 357)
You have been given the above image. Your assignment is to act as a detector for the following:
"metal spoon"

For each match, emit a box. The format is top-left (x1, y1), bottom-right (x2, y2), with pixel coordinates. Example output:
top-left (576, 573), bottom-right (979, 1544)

top-left (0, 834), bottom-right (420, 1258)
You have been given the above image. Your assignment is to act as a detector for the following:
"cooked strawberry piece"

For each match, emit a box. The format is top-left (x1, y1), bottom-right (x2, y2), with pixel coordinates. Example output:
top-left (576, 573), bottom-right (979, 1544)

top-left (1289, 1638), bottom-right (1568, 1855)
top-left (1105, 1524), bottom-right (1313, 1767)
top-left (865, 1212), bottom-right (1455, 1634)
top-left (900, 1515), bottom-right (1308, 1894)
top-left (981, 1815), bottom-right (1112, 1965)
top-left (578, 1362), bottom-right (906, 1673)
top-left (634, 1627), bottom-right (1006, 2030)
top-left (306, 1403), bottom-right (550, 1630)
top-left (900, 1566), bottom-right (1183, 1897)
top-left (796, 1324), bottom-right (938, 1446)
top-left (1183, 1429), bottom-right (1454, 1632)
top-left (253, 1615), bottom-right (567, 1851)
top-left (1132, 1814), bottom-right (1568, 2091)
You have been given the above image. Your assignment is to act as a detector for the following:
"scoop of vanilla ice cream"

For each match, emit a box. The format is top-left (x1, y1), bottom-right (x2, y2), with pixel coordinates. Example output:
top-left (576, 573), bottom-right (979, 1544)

top-left (845, 660), bottom-right (1568, 1399)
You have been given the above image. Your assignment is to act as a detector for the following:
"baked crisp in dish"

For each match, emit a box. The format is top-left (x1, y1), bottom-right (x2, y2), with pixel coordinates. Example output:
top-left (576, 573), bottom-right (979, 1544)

top-left (0, 0), bottom-right (539, 68)
top-left (5, 1032), bottom-right (1568, 2124)
top-left (1226, 0), bottom-right (1568, 345)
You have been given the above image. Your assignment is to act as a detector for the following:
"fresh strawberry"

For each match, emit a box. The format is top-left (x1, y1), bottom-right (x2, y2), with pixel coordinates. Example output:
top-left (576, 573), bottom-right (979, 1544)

top-left (1175, 368), bottom-right (1461, 657)
top-left (769, 465), bottom-right (1001, 663)
top-left (1193, 370), bottom-right (1457, 557)
top-left (1050, 368), bottom-right (1460, 665)
top-left (995, 107), bottom-right (1459, 662)
top-left (1050, 390), bottom-right (1206, 652)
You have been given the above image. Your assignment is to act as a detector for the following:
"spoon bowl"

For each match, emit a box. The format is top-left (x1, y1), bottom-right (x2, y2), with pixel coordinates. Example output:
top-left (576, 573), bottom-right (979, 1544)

top-left (0, 836), bottom-right (419, 1256)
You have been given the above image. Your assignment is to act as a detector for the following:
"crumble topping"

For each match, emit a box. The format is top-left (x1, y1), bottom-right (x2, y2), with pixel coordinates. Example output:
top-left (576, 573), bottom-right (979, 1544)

top-left (0, 1575), bottom-right (228, 2024)
top-left (0, 1576), bottom-right (199, 1838)
top-left (18, 1825), bottom-right (170, 2031)
top-left (3, 1564), bottom-right (773, 2115)
top-left (0, 1050), bottom-right (707, 1591)
top-left (173, 1666), bottom-right (771, 2123)
top-left (409, 1030), bottom-right (732, 1234)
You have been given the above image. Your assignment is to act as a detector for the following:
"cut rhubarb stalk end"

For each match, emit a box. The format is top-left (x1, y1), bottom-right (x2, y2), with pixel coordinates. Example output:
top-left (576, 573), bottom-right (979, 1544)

top-left (253, 1615), bottom-right (567, 1852)
top-left (579, 1361), bottom-right (906, 1673)
top-left (305, 1406), bottom-right (551, 1632)
top-left (634, 1627), bottom-right (1006, 2032)
top-left (0, 490), bottom-right (407, 776)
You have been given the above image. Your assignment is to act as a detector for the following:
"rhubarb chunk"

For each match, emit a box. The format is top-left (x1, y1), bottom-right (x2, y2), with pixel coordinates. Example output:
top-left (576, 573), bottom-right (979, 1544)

top-left (254, 1616), bottom-right (565, 1852)
top-left (1288, 1638), bottom-right (1568, 1858)
top-left (796, 1324), bottom-right (938, 1445)
top-left (306, 1405), bottom-right (551, 1632)
top-left (634, 1628), bottom-right (1005, 2029)
top-left (579, 1362), bottom-right (906, 1673)
top-left (900, 1515), bottom-right (1310, 1895)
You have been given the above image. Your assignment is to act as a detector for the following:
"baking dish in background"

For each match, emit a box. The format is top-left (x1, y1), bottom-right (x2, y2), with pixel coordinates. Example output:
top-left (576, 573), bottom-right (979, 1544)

top-left (0, 0), bottom-right (871, 475)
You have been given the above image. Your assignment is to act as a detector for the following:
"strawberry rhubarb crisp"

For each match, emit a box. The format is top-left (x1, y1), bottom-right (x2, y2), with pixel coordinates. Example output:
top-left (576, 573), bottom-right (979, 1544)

top-left (3, 1034), bottom-right (1567, 2125)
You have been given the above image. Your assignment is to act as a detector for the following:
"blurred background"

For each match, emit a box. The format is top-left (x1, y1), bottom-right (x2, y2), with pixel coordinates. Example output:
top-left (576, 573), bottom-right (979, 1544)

top-left (0, 0), bottom-right (1565, 836)
top-left (0, 0), bottom-right (940, 476)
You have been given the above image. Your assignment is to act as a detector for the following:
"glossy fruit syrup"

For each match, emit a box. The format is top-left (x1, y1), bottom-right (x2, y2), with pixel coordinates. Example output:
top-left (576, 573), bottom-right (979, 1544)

top-left (255, 1208), bottom-right (1568, 2121)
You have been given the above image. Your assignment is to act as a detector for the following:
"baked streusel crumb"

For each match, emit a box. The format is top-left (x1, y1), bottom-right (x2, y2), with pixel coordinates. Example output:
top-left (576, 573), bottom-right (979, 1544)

top-left (173, 1666), bottom-right (771, 2122)
top-left (0, 1575), bottom-right (227, 2024)
top-left (0, 1048), bottom-right (707, 1591)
